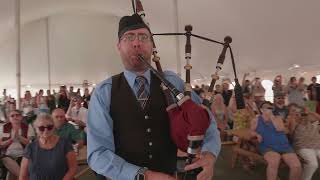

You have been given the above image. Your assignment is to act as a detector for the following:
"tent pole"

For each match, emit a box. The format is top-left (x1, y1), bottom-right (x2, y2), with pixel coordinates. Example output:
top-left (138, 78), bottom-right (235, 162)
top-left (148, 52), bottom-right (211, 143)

top-left (46, 17), bottom-right (52, 91)
top-left (14, 0), bottom-right (21, 109)
top-left (173, 0), bottom-right (182, 77)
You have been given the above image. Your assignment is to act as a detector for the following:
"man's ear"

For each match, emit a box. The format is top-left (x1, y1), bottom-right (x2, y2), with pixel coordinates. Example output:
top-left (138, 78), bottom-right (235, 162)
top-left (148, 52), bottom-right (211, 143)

top-left (117, 42), bottom-right (121, 50)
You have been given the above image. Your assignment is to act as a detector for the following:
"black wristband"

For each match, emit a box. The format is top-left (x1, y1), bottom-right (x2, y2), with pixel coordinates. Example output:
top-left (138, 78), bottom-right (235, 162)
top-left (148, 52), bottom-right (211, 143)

top-left (135, 167), bottom-right (148, 180)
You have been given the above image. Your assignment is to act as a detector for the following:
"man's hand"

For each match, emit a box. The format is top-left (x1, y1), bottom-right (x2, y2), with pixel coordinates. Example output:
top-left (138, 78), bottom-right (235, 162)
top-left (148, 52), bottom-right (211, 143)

top-left (72, 118), bottom-right (86, 128)
top-left (255, 134), bottom-right (263, 143)
top-left (184, 151), bottom-right (216, 180)
top-left (73, 118), bottom-right (81, 124)
top-left (144, 170), bottom-right (176, 180)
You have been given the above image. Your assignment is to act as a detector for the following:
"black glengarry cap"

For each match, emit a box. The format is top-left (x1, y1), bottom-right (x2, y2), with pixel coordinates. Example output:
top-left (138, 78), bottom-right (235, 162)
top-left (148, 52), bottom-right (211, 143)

top-left (118, 14), bottom-right (150, 39)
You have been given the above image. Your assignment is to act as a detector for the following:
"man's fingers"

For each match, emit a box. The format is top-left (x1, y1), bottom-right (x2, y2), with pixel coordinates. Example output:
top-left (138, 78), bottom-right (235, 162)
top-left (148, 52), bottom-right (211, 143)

top-left (197, 168), bottom-right (213, 180)
top-left (195, 153), bottom-right (201, 159)
top-left (184, 159), bottom-right (204, 171)
top-left (197, 170), bottom-right (207, 180)
top-left (185, 152), bottom-right (215, 179)
top-left (184, 163), bottom-right (200, 171)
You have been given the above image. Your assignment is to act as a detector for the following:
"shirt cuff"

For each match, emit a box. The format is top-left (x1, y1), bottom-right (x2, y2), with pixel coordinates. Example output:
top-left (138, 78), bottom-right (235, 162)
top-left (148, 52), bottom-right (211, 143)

top-left (117, 161), bottom-right (141, 180)
top-left (201, 146), bottom-right (219, 158)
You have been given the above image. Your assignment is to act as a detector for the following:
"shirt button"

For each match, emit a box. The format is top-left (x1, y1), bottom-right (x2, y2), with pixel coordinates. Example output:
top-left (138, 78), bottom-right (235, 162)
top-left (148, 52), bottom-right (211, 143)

top-left (148, 154), bottom-right (153, 159)
top-left (149, 142), bottom-right (153, 146)
top-left (146, 128), bottom-right (152, 133)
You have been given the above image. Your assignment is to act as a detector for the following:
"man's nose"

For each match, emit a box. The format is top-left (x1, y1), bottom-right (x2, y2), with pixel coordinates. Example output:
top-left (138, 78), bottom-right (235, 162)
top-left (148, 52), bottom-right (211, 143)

top-left (132, 38), bottom-right (141, 49)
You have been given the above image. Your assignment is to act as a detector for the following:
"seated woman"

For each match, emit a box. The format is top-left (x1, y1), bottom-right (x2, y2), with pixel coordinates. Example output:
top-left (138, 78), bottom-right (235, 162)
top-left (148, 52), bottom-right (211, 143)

top-left (0, 110), bottom-right (30, 179)
top-left (211, 94), bottom-right (229, 141)
top-left (19, 114), bottom-right (77, 180)
top-left (232, 91), bottom-right (258, 130)
top-left (287, 103), bottom-right (320, 180)
top-left (231, 92), bottom-right (258, 170)
top-left (251, 101), bottom-right (301, 180)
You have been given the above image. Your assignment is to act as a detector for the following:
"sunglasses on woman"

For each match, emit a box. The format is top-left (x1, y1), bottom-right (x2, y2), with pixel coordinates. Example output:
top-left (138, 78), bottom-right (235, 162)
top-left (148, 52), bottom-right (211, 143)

top-left (38, 125), bottom-right (54, 132)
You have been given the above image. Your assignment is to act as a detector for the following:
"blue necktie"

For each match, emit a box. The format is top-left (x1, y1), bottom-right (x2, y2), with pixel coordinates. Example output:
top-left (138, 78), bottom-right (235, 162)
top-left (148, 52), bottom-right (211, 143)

top-left (135, 76), bottom-right (149, 109)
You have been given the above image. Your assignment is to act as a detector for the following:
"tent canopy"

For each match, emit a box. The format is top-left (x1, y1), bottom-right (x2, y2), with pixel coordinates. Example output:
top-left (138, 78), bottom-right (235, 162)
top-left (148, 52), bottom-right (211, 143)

top-left (0, 0), bottom-right (319, 94)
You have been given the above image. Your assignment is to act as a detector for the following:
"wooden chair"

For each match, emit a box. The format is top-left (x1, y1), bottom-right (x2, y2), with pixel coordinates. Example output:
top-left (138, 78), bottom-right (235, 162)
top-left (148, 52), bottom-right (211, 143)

top-left (227, 129), bottom-right (264, 169)
top-left (77, 146), bottom-right (87, 166)
top-left (229, 128), bottom-right (306, 180)
top-left (74, 165), bottom-right (93, 180)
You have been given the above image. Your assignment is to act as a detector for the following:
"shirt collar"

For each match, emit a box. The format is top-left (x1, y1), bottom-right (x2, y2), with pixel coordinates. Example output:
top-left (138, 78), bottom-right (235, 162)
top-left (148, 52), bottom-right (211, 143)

top-left (124, 69), bottom-right (151, 89)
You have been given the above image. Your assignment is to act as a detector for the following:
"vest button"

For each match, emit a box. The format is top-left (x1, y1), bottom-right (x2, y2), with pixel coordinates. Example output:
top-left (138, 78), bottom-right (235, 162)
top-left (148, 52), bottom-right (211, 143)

top-left (148, 142), bottom-right (153, 146)
top-left (144, 115), bottom-right (149, 120)
top-left (146, 128), bottom-right (152, 133)
top-left (148, 154), bottom-right (153, 159)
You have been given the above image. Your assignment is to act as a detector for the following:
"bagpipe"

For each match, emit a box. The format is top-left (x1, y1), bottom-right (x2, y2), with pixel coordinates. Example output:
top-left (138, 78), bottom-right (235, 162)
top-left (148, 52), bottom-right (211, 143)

top-left (132, 0), bottom-right (245, 178)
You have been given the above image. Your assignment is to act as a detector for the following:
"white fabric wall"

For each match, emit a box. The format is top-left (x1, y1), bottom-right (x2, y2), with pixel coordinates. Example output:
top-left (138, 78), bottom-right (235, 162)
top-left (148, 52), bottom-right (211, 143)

top-left (0, 11), bottom-right (181, 98)
top-left (0, 13), bottom-right (122, 93)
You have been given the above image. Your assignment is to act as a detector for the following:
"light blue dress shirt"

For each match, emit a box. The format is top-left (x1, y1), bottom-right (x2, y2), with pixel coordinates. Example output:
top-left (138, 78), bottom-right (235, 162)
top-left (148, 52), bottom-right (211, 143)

top-left (87, 69), bottom-right (221, 180)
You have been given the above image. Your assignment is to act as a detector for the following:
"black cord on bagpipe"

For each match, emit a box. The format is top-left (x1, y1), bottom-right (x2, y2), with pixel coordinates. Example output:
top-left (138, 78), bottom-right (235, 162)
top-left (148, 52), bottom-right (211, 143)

top-left (131, 0), bottom-right (136, 13)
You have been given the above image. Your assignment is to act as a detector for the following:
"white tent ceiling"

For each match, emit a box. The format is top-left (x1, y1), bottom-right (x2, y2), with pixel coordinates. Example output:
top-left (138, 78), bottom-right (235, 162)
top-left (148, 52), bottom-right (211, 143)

top-left (1, 0), bottom-right (320, 94)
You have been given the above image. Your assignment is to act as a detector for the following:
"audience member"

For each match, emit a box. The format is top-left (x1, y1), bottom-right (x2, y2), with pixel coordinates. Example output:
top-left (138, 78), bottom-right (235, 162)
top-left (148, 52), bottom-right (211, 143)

top-left (251, 101), bottom-right (301, 180)
top-left (19, 114), bottom-right (77, 180)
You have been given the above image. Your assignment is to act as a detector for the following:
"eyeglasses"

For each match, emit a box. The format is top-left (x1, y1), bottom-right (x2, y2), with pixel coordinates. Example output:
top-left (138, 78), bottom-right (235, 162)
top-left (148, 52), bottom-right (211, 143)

top-left (54, 115), bottom-right (65, 118)
top-left (120, 33), bottom-right (150, 43)
top-left (38, 125), bottom-right (54, 132)
top-left (276, 97), bottom-right (285, 100)
top-left (264, 107), bottom-right (274, 110)
top-left (10, 114), bottom-right (21, 118)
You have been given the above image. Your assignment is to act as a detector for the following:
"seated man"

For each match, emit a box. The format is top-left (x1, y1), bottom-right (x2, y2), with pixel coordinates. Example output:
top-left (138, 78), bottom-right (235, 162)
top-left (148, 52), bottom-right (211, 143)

top-left (66, 96), bottom-right (87, 132)
top-left (288, 103), bottom-right (320, 180)
top-left (251, 101), bottom-right (301, 180)
top-left (52, 108), bottom-right (84, 148)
